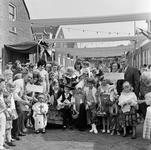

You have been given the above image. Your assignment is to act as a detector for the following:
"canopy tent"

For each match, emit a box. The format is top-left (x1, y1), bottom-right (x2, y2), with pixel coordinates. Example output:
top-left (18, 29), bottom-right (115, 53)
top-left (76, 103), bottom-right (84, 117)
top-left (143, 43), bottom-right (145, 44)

top-left (55, 45), bottom-right (134, 57)
top-left (1, 12), bottom-right (151, 27)
top-left (3, 41), bottom-right (40, 67)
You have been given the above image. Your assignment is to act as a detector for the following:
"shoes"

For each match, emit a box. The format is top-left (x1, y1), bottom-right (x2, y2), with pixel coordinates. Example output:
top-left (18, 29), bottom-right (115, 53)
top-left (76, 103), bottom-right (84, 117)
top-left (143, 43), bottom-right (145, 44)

top-left (62, 126), bottom-right (67, 130)
top-left (102, 129), bottom-right (106, 133)
top-left (10, 139), bottom-right (15, 142)
top-left (69, 126), bottom-right (73, 130)
top-left (22, 128), bottom-right (28, 133)
top-left (42, 128), bottom-right (46, 134)
top-left (131, 135), bottom-right (136, 139)
top-left (36, 130), bottom-right (40, 134)
top-left (117, 131), bottom-right (121, 136)
top-left (3, 144), bottom-right (9, 149)
top-left (12, 136), bottom-right (21, 141)
top-left (122, 133), bottom-right (127, 137)
top-left (89, 124), bottom-right (94, 133)
top-left (110, 131), bottom-right (114, 135)
top-left (93, 124), bottom-right (98, 134)
top-left (19, 132), bottom-right (26, 136)
top-left (107, 130), bottom-right (110, 134)
top-left (6, 142), bottom-right (16, 147)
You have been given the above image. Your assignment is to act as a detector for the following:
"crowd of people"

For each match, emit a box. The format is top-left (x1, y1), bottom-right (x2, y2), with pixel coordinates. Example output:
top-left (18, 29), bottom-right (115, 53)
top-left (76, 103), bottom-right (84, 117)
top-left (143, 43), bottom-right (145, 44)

top-left (0, 56), bottom-right (151, 150)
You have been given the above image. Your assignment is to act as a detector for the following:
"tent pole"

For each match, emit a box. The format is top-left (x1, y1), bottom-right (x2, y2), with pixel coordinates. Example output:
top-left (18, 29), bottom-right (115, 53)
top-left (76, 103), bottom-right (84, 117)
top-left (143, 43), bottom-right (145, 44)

top-left (37, 44), bottom-right (39, 62)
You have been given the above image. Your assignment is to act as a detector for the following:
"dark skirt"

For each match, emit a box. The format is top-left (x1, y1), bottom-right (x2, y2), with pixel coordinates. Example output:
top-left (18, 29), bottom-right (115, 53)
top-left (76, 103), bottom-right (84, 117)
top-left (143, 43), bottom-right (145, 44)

top-left (47, 104), bottom-right (63, 125)
top-left (110, 107), bottom-right (123, 131)
top-left (122, 106), bottom-right (137, 127)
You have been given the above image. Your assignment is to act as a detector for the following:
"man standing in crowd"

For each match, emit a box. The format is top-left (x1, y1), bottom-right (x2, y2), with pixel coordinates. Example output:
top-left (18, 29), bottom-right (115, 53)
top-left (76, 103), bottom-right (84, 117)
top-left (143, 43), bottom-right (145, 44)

top-left (12, 68), bottom-right (32, 140)
top-left (119, 56), bottom-right (140, 97)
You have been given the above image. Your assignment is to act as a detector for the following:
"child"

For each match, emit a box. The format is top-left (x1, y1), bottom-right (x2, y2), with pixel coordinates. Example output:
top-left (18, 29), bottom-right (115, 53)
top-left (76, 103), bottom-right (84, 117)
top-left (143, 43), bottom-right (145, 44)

top-left (74, 83), bottom-right (87, 131)
top-left (0, 87), bottom-right (6, 150)
top-left (3, 91), bottom-right (16, 147)
top-left (57, 84), bottom-right (75, 130)
top-left (118, 81), bottom-right (138, 139)
top-left (97, 78), bottom-right (112, 134)
top-left (84, 78), bottom-right (98, 134)
top-left (48, 80), bottom-right (63, 125)
top-left (32, 93), bottom-right (48, 133)
top-left (143, 92), bottom-right (151, 140)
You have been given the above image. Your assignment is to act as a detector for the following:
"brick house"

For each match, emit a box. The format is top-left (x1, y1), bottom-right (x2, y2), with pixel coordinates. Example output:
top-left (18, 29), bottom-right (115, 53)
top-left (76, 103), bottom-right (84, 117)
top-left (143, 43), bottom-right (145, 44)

top-left (0, 0), bottom-right (33, 72)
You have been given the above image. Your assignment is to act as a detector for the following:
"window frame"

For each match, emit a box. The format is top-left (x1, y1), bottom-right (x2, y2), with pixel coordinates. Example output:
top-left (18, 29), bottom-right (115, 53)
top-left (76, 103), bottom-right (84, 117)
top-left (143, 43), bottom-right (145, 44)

top-left (9, 3), bottom-right (17, 34)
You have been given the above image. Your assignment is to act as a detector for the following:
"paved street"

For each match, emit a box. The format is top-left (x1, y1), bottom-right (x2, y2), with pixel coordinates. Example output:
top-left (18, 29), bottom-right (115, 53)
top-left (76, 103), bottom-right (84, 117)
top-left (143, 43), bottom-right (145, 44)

top-left (10, 124), bottom-right (150, 150)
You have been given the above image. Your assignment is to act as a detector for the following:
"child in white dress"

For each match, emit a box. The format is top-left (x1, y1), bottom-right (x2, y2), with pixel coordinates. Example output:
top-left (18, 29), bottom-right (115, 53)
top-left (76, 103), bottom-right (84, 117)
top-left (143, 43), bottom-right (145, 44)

top-left (143, 92), bottom-right (151, 140)
top-left (32, 93), bottom-right (48, 133)
top-left (118, 81), bottom-right (138, 139)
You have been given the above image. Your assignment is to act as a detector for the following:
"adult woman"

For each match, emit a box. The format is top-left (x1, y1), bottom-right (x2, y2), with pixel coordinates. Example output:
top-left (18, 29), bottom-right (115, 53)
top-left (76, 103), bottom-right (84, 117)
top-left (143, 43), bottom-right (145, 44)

top-left (12, 60), bottom-right (23, 78)
top-left (37, 60), bottom-right (49, 94)
top-left (74, 61), bottom-right (82, 78)
top-left (139, 71), bottom-right (151, 119)
top-left (109, 62), bottom-right (122, 135)
top-left (110, 62), bottom-right (120, 73)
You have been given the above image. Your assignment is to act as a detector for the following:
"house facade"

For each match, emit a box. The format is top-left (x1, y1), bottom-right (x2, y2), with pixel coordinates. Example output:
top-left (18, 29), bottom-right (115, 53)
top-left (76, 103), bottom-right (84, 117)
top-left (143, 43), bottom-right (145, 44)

top-left (0, 0), bottom-right (33, 72)
top-left (127, 21), bottom-right (151, 69)
top-left (33, 26), bottom-right (77, 67)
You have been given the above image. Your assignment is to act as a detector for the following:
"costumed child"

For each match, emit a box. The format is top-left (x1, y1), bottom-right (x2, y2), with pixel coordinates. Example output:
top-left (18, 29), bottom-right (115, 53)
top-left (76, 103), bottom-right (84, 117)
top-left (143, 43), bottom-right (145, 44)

top-left (57, 84), bottom-right (75, 130)
top-left (73, 81), bottom-right (87, 131)
top-left (3, 91), bottom-right (16, 147)
top-left (84, 78), bottom-right (98, 134)
top-left (48, 79), bottom-right (63, 125)
top-left (32, 93), bottom-right (49, 133)
top-left (118, 81), bottom-right (138, 139)
top-left (97, 77), bottom-right (112, 134)
top-left (142, 92), bottom-right (151, 141)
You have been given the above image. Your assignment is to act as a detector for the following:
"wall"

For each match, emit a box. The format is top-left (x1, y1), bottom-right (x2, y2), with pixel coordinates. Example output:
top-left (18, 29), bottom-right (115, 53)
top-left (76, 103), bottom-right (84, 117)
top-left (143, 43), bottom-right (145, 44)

top-left (0, 0), bottom-right (33, 72)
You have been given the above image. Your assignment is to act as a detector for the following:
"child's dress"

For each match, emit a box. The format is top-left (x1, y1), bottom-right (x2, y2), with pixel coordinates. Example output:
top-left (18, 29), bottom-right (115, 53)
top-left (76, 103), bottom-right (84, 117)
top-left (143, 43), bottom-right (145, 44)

top-left (118, 92), bottom-right (137, 127)
top-left (47, 87), bottom-right (63, 125)
top-left (97, 84), bottom-right (113, 117)
top-left (143, 106), bottom-right (151, 140)
top-left (32, 102), bottom-right (48, 130)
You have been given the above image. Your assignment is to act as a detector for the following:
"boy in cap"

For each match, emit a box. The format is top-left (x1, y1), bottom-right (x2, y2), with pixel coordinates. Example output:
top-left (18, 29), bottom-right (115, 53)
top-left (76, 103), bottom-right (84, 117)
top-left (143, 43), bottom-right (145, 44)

top-left (84, 78), bottom-right (98, 134)
top-left (57, 84), bottom-right (75, 130)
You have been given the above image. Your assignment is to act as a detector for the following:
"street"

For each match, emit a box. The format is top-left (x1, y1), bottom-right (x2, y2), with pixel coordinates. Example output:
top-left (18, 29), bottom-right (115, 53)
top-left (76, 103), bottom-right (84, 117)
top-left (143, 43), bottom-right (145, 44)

top-left (10, 124), bottom-right (150, 150)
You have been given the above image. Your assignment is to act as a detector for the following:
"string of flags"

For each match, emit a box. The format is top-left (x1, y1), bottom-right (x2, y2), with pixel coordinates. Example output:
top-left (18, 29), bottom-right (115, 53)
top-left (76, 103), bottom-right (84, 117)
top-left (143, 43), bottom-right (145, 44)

top-left (62, 26), bottom-right (132, 36)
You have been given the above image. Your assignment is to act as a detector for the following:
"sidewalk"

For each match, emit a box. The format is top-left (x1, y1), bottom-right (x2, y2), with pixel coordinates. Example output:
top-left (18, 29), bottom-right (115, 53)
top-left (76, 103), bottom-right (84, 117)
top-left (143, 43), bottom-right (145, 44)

top-left (10, 124), bottom-right (150, 150)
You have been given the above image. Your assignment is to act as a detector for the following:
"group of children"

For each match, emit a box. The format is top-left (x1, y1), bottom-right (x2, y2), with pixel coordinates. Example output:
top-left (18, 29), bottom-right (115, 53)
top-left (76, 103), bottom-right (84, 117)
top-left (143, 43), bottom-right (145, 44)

top-left (1, 59), bottom-right (151, 150)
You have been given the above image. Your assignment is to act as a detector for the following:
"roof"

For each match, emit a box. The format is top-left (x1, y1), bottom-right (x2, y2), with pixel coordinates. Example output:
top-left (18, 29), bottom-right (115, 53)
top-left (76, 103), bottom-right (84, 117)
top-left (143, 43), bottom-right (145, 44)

top-left (22, 0), bottom-right (30, 19)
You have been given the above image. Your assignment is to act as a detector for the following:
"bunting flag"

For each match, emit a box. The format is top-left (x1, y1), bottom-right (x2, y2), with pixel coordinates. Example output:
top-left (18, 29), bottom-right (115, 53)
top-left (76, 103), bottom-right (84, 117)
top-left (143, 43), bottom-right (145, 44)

top-left (138, 28), bottom-right (151, 40)
top-left (43, 29), bottom-right (48, 35)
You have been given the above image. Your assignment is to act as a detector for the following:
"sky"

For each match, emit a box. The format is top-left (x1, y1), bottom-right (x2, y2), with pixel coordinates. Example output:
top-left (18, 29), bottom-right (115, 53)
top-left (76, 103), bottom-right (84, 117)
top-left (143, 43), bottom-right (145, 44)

top-left (25, 0), bottom-right (151, 47)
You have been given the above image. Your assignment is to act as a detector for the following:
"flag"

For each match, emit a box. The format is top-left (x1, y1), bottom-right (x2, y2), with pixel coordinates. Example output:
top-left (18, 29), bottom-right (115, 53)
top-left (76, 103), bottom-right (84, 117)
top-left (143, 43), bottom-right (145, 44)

top-left (138, 28), bottom-right (151, 40)
top-left (33, 33), bottom-right (37, 41)
top-left (43, 29), bottom-right (48, 35)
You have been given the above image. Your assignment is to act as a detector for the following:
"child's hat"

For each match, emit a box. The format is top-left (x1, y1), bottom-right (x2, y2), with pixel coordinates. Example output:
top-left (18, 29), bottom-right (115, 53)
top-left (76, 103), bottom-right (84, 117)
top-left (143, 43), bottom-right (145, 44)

top-left (87, 77), bottom-right (95, 84)
top-left (64, 83), bottom-right (75, 90)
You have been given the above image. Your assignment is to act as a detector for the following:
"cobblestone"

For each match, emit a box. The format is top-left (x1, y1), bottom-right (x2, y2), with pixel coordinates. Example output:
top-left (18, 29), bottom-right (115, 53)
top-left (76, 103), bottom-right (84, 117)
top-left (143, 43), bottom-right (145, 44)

top-left (9, 124), bottom-right (151, 150)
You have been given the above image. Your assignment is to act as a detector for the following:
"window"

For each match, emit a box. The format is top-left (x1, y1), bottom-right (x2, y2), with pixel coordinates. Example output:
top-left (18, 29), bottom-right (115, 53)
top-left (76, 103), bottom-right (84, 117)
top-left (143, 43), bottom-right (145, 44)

top-left (9, 3), bottom-right (16, 33)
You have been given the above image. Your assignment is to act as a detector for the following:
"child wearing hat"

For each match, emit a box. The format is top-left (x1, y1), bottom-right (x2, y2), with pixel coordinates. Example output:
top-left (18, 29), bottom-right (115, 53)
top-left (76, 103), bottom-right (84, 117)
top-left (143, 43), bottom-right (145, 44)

top-left (74, 82), bottom-right (87, 131)
top-left (57, 84), bottom-right (75, 130)
top-left (84, 78), bottom-right (98, 134)
top-left (32, 93), bottom-right (48, 133)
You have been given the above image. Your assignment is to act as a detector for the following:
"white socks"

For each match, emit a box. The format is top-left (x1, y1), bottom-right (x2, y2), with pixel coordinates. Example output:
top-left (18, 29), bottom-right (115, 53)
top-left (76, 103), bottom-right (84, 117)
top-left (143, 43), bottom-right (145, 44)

top-left (89, 124), bottom-right (98, 134)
